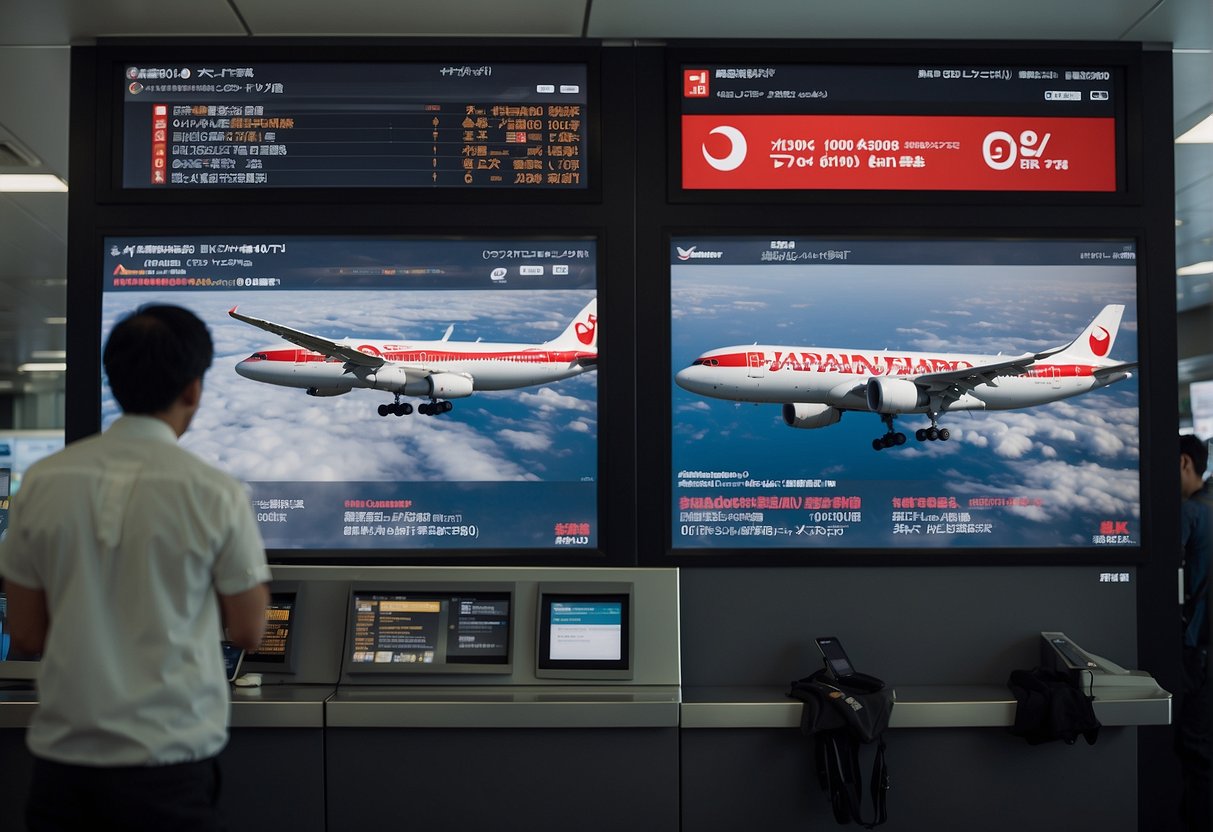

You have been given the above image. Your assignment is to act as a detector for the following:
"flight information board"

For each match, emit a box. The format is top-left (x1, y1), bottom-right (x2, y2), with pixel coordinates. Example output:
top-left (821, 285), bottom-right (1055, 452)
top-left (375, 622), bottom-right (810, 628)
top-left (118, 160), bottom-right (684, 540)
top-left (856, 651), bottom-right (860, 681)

top-left (679, 62), bottom-right (1120, 192)
top-left (122, 62), bottom-right (587, 189)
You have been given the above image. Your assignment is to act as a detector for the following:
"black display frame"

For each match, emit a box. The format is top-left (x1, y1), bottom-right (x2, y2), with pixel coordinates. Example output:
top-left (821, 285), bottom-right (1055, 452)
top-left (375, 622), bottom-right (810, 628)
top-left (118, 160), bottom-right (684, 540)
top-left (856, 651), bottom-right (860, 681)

top-left (88, 38), bottom-right (604, 205)
top-left (651, 227), bottom-right (1153, 567)
top-left (69, 38), bottom-right (638, 568)
top-left (75, 225), bottom-right (620, 566)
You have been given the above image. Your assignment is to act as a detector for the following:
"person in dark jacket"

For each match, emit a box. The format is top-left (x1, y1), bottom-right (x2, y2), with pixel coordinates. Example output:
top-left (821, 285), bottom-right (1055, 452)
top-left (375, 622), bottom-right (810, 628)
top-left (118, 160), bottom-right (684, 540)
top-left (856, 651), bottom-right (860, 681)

top-left (1179, 433), bottom-right (1212, 831)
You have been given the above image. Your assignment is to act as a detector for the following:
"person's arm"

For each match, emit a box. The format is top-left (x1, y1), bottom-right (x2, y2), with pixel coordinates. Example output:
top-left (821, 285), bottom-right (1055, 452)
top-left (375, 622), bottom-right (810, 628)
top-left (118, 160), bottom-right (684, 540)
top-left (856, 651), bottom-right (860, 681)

top-left (5, 579), bottom-right (49, 655)
top-left (220, 583), bottom-right (269, 652)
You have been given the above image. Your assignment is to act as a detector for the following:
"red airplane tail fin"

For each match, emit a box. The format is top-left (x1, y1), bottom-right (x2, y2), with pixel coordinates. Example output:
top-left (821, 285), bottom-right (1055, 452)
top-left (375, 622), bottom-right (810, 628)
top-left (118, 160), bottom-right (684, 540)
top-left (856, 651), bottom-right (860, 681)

top-left (1053, 304), bottom-right (1125, 363)
top-left (548, 297), bottom-right (598, 351)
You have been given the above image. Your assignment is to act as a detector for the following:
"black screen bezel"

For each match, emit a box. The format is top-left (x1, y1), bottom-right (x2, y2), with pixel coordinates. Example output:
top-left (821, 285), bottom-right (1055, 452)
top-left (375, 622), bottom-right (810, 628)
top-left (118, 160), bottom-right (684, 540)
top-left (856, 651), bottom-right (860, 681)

top-left (78, 227), bottom-right (621, 566)
top-left (645, 227), bottom-right (1154, 567)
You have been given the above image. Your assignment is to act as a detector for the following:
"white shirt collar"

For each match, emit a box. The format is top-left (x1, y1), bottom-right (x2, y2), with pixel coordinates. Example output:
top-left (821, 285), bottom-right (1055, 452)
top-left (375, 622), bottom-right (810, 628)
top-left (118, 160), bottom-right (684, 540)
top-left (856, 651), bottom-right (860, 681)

top-left (105, 414), bottom-right (179, 445)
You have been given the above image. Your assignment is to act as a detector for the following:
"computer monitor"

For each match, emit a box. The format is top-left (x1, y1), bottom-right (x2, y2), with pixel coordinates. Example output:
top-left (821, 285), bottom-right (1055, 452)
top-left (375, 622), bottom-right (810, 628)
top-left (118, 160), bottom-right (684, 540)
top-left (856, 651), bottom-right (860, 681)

top-left (344, 585), bottom-right (513, 675)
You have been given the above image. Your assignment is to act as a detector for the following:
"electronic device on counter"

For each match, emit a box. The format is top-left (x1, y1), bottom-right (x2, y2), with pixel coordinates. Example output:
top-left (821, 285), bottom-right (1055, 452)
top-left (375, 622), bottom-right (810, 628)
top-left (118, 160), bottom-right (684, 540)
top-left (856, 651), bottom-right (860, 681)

top-left (1040, 631), bottom-right (1160, 690)
top-left (815, 636), bottom-right (857, 681)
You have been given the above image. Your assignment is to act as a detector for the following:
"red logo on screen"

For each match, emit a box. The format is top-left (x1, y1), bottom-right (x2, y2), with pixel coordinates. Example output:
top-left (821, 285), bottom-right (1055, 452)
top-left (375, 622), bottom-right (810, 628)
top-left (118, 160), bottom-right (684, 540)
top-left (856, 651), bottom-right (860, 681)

top-left (684, 70), bottom-right (709, 98)
top-left (575, 313), bottom-right (597, 346)
top-left (702, 125), bottom-right (748, 172)
top-left (1089, 326), bottom-right (1112, 356)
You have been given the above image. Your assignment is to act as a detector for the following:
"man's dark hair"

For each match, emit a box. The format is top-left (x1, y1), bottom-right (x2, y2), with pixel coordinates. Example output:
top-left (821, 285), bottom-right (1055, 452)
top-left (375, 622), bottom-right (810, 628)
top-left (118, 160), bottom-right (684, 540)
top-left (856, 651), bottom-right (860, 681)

top-left (1181, 433), bottom-right (1209, 478)
top-left (103, 305), bottom-right (214, 414)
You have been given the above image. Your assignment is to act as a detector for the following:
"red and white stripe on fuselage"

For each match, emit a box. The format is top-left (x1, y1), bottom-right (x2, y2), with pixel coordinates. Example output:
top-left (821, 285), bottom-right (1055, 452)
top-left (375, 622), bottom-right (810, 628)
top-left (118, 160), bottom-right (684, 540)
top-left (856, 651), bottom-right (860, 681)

top-left (237, 341), bottom-right (595, 392)
top-left (675, 346), bottom-right (1120, 412)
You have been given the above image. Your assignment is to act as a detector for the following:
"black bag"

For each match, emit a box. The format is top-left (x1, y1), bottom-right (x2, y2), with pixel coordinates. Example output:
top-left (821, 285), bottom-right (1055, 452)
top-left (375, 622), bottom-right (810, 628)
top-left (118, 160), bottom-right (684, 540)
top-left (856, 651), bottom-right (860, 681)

top-left (788, 670), bottom-right (894, 828)
top-left (1006, 667), bottom-right (1100, 746)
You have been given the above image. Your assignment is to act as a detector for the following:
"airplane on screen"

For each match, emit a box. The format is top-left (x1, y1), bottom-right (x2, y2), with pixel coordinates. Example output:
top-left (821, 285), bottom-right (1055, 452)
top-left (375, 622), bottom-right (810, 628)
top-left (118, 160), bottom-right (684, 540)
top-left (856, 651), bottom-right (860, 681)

top-left (674, 303), bottom-right (1137, 450)
top-left (228, 298), bottom-right (597, 417)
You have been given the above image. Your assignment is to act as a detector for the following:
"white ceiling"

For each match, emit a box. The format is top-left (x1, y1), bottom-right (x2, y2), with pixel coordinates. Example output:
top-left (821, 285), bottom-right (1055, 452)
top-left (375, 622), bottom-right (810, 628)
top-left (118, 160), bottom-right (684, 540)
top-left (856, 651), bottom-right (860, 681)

top-left (0, 0), bottom-right (1211, 403)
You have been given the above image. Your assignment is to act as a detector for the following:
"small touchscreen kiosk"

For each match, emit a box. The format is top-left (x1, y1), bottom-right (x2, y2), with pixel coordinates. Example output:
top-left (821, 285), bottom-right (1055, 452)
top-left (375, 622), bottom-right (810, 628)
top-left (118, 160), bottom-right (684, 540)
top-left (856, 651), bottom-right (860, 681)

top-left (344, 586), bottom-right (513, 676)
top-left (243, 591), bottom-right (297, 675)
top-left (536, 583), bottom-right (632, 680)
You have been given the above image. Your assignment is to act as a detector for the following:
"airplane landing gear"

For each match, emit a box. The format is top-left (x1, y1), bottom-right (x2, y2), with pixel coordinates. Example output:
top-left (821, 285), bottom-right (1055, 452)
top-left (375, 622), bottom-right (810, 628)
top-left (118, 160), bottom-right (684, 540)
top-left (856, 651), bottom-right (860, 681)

top-left (872, 414), bottom-right (907, 451)
top-left (418, 399), bottom-right (453, 416)
top-left (914, 411), bottom-right (950, 442)
top-left (378, 396), bottom-right (414, 417)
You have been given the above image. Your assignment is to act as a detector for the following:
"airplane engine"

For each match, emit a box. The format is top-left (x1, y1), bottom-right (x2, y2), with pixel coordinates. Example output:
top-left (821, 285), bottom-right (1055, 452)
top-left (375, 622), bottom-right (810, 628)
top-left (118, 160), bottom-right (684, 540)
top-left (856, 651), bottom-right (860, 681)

top-left (405, 372), bottom-right (474, 399)
top-left (306, 386), bottom-right (352, 397)
top-left (366, 366), bottom-right (412, 392)
top-left (781, 402), bottom-right (842, 429)
top-left (865, 377), bottom-right (928, 413)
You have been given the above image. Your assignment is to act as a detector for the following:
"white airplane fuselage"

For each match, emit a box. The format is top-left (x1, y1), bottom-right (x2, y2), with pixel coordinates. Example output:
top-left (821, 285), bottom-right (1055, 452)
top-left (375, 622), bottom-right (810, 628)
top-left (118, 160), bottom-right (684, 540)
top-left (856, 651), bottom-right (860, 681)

top-left (674, 345), bottom-right (1129, 413)
top-left (237, 339), bottom-right (593, 395)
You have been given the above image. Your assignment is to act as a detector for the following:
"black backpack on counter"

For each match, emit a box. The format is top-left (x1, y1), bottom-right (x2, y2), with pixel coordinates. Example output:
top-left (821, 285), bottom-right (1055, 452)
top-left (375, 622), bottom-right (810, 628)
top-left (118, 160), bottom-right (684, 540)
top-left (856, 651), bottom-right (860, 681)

top-left (788, 670), bottom-right (894, 828)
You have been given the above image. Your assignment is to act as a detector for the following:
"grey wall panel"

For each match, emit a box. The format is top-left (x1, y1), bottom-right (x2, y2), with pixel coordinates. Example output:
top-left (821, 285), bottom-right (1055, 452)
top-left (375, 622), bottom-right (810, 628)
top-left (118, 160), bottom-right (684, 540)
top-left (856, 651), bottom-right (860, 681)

top-left (679, 566), bottom-right (1140, 687)
top-left (681, 726), bottom-right (1137, 832)
top-left (219, 728), bottom-right (326, 832)
top-left (326, 726), bottom-right (679, 831)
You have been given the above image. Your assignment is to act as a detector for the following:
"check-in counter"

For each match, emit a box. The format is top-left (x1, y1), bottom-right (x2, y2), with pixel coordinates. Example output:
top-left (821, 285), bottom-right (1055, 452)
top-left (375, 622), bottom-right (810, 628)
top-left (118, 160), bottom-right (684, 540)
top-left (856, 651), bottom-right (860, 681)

top-left (677, 636), bottom-right (1170, 832)
top-left (0, 688), bottom-right (36, 729)
top-left (221, 686), bottom-right (333, 832)
top-left (229, 684), bottom-right (332, 728)
top-left (327, 684), bottom-right (681, 728)
top-left (680, 681), bottom-right (1171, 729)
top-left (302, 565), bottom-right (681, 832)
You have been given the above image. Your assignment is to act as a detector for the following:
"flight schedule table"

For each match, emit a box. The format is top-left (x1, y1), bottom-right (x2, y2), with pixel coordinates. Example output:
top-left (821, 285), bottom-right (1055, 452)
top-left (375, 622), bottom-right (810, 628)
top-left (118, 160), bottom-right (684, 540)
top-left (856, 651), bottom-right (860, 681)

top-left (123, 62), bottom-right (588, 189)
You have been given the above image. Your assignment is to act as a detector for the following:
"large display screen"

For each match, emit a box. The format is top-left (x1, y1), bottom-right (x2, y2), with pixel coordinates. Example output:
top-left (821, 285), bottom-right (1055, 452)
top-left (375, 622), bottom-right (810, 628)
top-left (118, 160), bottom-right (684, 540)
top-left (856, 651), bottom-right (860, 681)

top-left (679, 62), bottom-right (1120, 191)
top-left (102, 236), bottom-right (598, 552)
top-left (670, 236), bottom-right (1140, 551)
top-left (122, 61), bottom-right (588, 189)
top-left (346, 588), bottom-right (511, 672)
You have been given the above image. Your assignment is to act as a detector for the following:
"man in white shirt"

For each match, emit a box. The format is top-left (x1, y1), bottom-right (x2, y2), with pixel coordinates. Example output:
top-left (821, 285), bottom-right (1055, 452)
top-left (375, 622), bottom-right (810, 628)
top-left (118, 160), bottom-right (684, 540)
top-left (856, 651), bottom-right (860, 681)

top-left (0, 304), bottom-right (270, 832)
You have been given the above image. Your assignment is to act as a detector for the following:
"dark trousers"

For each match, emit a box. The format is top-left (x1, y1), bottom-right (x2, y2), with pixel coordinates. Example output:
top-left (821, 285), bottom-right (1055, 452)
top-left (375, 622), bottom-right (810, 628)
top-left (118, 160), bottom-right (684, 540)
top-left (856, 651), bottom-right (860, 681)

top-left (26, 755), bottom-right (224, 832)
top-left (1180, 645), bottom-right (1212, 832)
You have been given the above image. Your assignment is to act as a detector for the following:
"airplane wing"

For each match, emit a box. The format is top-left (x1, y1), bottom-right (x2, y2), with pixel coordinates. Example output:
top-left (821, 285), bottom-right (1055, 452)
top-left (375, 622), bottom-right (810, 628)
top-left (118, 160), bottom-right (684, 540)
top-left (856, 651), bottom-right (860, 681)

top-left (228, 307), bottom-right (385, 369)
top-left (900, 344), bottom-right (1070, 405)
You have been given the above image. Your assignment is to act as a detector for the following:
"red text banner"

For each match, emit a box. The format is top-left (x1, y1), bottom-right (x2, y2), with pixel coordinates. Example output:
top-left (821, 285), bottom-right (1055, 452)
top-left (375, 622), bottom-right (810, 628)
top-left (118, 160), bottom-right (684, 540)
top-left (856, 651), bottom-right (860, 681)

top-left (682, 114), bottom-right (1116, 191)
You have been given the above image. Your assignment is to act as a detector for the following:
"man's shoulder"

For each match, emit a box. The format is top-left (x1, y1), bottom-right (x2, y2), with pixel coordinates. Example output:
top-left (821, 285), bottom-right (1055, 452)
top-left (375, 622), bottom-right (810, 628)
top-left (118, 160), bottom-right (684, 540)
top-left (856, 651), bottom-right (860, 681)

top-left (160, 442), bottom-right (247, 494)
top-left (1194, 483), bottom-right (1213, 509)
